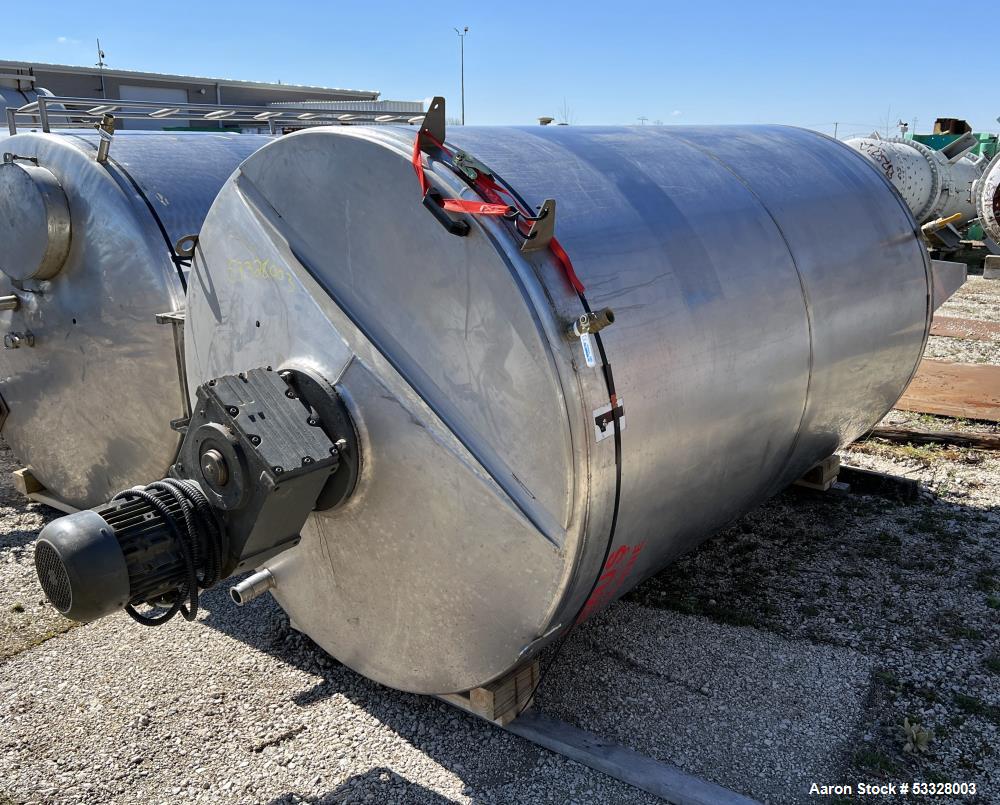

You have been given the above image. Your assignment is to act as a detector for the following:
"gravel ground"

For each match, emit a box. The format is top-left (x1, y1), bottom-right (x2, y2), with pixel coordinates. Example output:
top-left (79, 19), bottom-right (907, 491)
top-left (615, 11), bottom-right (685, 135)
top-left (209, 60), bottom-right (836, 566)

top-left (0, 276), bottom-right (997, 805)
top-left (0, 449), bottom-right (67, 662)
top-left (926, 277), bottom-right (1000, 364)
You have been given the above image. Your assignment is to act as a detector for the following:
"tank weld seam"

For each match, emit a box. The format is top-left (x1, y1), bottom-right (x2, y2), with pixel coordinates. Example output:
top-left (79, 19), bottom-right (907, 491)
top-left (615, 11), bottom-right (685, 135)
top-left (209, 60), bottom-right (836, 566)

top-left (828, 134), bottom-right (933, 356)
top-left (675, 135), bottom-right (816, 481)
top-left (66, 134), bottom-right (189, 291)
top-left (234, 172), bottom-right (565, 548)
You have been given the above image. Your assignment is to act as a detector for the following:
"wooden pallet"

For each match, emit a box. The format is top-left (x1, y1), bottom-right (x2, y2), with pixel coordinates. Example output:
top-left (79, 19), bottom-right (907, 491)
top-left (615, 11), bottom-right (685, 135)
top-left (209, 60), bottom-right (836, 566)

top-left (792, 455), bottom-right (841, 492)
top-left (437, 659), bottom-right (539, 726)
top-left (792, 455), bottom-right (919, 501)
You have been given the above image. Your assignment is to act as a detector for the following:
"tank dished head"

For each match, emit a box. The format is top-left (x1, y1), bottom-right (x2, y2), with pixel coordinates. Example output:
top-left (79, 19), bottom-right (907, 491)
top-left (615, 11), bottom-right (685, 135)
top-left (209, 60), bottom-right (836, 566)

top-left (0, 158), bottom-right (72, 281)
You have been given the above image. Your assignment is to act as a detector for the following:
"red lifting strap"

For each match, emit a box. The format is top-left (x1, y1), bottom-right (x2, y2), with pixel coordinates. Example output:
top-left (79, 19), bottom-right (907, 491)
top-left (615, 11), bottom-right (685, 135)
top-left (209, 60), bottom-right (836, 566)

top-left (411, 131), bottom-right (585, 293)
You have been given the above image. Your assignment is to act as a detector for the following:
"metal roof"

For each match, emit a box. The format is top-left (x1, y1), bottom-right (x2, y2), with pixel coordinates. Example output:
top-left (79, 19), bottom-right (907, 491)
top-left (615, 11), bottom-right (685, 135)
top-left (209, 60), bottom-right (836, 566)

top-left (0, 60), bottom-right (380, 99)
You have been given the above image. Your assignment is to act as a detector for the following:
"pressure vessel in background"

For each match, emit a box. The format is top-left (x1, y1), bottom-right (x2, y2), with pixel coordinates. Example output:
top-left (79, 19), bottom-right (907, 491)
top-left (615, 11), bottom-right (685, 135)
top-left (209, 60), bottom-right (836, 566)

top-left (844, 134), bottom-right (985, 226)
top-left (976, 153), bottom-right (1000, 245)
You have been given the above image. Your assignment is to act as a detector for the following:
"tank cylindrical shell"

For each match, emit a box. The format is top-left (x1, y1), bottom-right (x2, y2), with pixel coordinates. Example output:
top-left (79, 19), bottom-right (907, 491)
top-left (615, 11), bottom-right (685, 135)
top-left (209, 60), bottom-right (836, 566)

top-left (0, 131), bottom-right (270, 508)
top-left (185, 125), bottom-right (930, 694)
top-left (845, 136), bottom-right (982, 224)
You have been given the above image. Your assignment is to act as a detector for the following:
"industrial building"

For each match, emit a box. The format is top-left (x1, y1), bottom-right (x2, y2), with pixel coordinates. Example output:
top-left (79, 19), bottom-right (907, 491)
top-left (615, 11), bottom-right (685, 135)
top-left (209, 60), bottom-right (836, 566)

top-left (0, 59), bottom-right (420, 130)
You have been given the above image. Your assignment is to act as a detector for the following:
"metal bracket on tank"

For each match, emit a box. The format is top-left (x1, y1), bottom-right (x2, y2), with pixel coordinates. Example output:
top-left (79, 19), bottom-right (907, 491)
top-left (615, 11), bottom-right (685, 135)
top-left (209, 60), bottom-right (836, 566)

top-left (519, 199), bottom-right (556, 252)
top-left (2, 153), bottom-right (38, 166)
top-left (174, 234), bottom-right (199, 260)
top-left (593, 398), bottom-right (626, 442)
top-left (419, 97), bottom-right (446, 149)
top-left (155, 309), bottom-right (192, 422)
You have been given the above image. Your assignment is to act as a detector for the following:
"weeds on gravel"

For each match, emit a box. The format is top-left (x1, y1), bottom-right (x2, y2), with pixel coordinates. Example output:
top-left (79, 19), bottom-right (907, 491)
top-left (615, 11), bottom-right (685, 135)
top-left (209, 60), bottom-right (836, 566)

top-left (974, 568), bottom-right (998, 593)
top-left (874, 669), bottom-right (900, 687)
top-left (1, 622), bottom-right (80, 662)
top-left (953, 693), bottom-right (1000, 725)
top-left (985, 654), bottom-right (1000, 675)
top-left (901, 718), bottom-right (932, 753)
top-left (854, 747), bottom-right (898, 774)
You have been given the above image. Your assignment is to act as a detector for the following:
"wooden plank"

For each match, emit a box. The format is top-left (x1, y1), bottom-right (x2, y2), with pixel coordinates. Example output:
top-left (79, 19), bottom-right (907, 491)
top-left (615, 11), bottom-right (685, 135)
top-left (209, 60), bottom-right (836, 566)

top-left (838, 465), bottom-right (919, 502)
top-left (26, 491), bottom-right (79, 514)
top-left (864, 426), bottom-right (1000, 451)
top-left (12, 469), bottom-right (79, 513)
top-left (505, 710), bottom-right (762, 805)
top-left (12, 468), bottom-right (44, 495)
top-left (930, 316), bottom-right (1000, 341)
top-left (895, 359), bottom-right (1000, 422)
top-left (437, 660), bottom-right (539, 726)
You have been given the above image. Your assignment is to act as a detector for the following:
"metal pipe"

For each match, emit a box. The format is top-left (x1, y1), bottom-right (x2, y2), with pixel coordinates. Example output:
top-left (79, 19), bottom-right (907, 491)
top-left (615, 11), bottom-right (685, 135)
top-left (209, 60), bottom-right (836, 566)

top-left (0, 295), bottom-right (20, 311)
top-left (95, 114), bottom-right (114, 164)
top-left (230, 569), bottom-right (276, 606)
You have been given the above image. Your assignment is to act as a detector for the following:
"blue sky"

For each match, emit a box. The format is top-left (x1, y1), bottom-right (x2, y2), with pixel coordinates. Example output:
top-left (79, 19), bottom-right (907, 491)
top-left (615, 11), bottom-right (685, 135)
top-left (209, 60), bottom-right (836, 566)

top-left (3, 1), bottom-right (996, 136)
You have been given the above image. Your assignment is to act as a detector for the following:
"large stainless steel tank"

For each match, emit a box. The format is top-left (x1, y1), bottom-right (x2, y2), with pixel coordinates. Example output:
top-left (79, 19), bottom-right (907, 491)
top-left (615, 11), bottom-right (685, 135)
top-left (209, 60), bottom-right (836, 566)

top-left (180, 124), bottom-right (931, 694)
top-left (0, 131), bottom-right (271, 508)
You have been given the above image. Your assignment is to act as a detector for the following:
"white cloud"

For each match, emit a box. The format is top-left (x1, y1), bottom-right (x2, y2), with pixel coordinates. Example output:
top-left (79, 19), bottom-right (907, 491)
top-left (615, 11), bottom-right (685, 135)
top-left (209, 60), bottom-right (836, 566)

top-left (56, 36), bottom-right (79, 45)
top-left (671, 110), bottom-right (682, 117)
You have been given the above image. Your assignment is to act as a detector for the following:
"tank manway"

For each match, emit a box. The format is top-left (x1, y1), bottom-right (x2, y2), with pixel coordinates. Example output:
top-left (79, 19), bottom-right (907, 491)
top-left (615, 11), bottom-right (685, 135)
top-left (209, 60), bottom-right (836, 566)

top-left (34, 111), bottom-right (932, 696)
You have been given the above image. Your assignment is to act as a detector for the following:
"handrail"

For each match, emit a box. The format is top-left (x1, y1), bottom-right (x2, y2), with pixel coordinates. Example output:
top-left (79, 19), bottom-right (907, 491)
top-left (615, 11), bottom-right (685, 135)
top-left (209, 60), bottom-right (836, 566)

top-left (7, 95), bottom-right (426, 135)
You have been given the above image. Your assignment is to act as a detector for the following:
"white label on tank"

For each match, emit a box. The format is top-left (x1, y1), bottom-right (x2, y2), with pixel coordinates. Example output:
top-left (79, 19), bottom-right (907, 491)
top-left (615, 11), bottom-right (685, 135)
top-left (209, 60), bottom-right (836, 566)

top-left (579, 332), bottom-right (597, 368)
top-left (592, 398), bottom-right (626, 443)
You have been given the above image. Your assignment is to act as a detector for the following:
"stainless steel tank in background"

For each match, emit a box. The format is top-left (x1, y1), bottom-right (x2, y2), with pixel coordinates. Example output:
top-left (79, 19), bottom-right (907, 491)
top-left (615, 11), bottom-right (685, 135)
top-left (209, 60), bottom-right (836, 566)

top-left (844, 134), bottom-right (985, 226)
top-left (0, 131), bottom-right (271, 509)
top-left (976, 153), bottom-right (1000, 244)
top-left (178, 124), bottom-right (930, 694)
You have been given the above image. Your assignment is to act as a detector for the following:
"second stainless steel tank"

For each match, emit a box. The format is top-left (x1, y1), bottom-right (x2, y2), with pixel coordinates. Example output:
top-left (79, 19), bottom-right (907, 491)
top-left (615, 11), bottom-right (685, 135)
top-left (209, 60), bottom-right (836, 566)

top-left (0, 131), bottom-right (271, 508)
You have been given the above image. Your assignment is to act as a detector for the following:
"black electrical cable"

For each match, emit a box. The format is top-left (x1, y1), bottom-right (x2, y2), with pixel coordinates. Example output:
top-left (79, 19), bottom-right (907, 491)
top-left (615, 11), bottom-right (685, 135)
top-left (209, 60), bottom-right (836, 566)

top-left (112, 479), bottom-right (227, 626)
top-left (444, 152), bottom-right (626, 718)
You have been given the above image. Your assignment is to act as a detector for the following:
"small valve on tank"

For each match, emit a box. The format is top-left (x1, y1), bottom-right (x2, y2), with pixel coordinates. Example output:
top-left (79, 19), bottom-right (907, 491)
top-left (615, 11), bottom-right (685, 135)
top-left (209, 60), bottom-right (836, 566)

top-left (567, 308), bottom-right (614, 368)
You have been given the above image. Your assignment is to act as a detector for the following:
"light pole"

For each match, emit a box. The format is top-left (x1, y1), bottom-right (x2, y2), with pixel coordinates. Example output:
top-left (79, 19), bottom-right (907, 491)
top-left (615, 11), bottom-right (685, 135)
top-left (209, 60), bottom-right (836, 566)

top-left (96, 39), bottom-right (107, 98)
top-left (454, 26), bottom-right (468, 125)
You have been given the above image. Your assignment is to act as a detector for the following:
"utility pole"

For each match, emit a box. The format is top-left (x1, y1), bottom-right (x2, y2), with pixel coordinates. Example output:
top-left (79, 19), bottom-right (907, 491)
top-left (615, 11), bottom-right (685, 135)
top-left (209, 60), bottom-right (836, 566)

top-left (833, 122), bottom-right (839, 139)
top-left (95, 39), bottom-right (107, 98)
top-left (454, 26), bottom-right (469, 125)
top-left (637, 116), bottom-right (648, 126)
